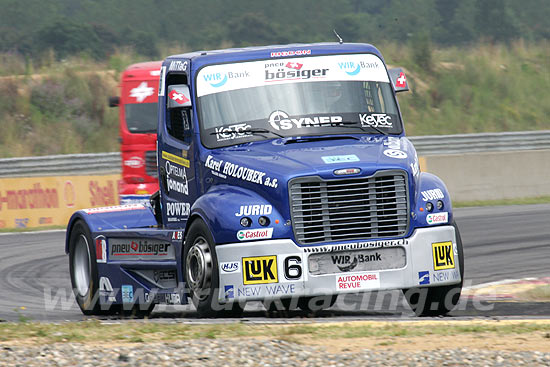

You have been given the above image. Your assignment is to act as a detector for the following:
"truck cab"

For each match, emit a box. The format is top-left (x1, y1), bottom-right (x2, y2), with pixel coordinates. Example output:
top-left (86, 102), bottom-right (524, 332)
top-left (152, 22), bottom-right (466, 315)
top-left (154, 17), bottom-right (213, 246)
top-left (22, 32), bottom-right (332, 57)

top-left (67, 43), bottom-right (463, 318)
top-left (109, 61), bottom-right (162, 204)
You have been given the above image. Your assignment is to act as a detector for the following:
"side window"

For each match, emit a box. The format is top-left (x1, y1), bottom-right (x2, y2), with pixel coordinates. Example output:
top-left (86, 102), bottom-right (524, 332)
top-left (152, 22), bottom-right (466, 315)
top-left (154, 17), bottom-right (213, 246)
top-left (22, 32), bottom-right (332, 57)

top-left (168, 107), bottom-right (192, 143)
top-left (165, 72), bottom-right (192, 143)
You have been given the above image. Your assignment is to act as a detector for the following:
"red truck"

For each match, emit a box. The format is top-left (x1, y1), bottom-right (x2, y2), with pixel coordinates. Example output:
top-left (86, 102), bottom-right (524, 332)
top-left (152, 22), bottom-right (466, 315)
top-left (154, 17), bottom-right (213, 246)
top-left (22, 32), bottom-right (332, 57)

top-left (109, 61), bottom-right (162, 204)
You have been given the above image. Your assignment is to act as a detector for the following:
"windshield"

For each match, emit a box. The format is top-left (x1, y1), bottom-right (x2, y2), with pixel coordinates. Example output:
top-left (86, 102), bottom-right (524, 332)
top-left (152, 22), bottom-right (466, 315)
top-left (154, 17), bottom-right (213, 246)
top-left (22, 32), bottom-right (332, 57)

top-left (124, 102), bottom-right (158, 133)
top-left (197, 53), bottom-right (402, 148)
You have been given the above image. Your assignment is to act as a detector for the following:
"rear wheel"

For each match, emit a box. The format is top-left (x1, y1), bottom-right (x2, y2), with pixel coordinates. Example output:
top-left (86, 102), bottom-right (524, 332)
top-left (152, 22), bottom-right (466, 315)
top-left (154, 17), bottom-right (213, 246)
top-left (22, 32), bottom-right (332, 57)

top-left (403, 221), bottom-right (465, 316)
top-left (183, 219), bottom-right (243, 318)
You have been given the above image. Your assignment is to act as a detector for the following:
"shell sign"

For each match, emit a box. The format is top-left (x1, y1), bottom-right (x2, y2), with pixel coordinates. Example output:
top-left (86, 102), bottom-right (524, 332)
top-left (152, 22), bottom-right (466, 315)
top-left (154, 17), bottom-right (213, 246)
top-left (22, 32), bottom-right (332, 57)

top-left (0, 174), bottom-right (121, 229)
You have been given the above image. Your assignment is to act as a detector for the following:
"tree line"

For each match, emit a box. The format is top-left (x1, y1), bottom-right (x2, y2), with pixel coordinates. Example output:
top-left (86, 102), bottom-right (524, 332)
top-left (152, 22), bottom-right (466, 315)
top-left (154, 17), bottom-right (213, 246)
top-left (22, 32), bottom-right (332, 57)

top-left (0, 0), bottom-right (548, 61)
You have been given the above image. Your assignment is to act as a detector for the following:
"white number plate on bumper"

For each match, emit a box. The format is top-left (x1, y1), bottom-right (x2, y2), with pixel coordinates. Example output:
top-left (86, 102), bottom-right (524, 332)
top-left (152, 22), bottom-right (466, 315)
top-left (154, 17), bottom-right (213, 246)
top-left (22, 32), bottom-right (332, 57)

top-left (308, 247), bottom-right (406, 275)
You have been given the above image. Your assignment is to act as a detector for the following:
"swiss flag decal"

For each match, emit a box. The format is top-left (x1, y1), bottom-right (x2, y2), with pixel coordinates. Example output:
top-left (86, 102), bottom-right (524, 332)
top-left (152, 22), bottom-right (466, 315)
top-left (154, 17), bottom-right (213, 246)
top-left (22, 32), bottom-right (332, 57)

top-left (396, 72), bottom-right (407, 88)
top-left (286, 62), bottom-right (303, 70)
top-left (169, 89), bottom-right (189, 104)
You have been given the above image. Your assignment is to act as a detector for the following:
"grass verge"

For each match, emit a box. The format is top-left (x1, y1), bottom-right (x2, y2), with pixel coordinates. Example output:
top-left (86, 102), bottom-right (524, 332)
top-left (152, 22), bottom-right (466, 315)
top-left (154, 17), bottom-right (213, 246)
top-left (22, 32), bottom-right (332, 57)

top-left (453, 196), bottom-right (550, 208)
top-left (0, 225), bottom-right (65, 233)
top-left (0, 320), bottom-right (548, 345)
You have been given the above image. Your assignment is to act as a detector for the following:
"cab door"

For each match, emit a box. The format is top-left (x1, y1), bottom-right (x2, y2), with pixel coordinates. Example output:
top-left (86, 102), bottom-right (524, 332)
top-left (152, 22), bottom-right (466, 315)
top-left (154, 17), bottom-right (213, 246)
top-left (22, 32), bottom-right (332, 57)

top-left (157, 77), bottom-right (197, 228)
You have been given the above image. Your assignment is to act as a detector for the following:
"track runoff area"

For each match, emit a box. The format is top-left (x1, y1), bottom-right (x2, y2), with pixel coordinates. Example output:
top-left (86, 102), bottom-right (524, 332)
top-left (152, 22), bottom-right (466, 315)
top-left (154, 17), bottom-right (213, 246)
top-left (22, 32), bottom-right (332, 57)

top-left (0, 204), bottom-right (548, 323)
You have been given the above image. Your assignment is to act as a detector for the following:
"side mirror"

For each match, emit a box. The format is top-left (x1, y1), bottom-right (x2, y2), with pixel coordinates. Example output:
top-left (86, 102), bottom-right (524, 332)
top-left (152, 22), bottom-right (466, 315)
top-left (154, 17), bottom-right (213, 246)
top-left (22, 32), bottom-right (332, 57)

top-left (167, 85), bottom-right (192, 108)
top-left (388, 68), bottom-right (409, 93)
top-left (108, 96), bottom-right (120, 107)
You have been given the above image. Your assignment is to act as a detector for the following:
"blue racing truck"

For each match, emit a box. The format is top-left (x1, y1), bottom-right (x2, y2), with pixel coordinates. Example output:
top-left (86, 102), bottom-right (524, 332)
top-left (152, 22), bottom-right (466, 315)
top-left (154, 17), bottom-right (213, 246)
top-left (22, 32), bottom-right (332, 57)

top-left (66, 43), bottom-right (463, 317)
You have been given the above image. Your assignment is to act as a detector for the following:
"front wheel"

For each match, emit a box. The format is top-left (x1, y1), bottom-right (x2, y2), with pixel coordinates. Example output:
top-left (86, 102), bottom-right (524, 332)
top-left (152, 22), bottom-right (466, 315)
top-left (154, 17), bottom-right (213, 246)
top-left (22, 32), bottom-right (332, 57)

top-left (183, 219), bottom-right (243, 318)
top-left (403, 221), bottom-right (465, 316)
top-left (69, 221), bottom-right (112, 315)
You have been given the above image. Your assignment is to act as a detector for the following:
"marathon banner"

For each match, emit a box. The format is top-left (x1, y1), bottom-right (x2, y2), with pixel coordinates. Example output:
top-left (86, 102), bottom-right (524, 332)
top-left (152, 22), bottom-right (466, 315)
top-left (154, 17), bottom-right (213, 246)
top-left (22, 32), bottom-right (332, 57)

top-left (0, 174), bottom-right (121, 230)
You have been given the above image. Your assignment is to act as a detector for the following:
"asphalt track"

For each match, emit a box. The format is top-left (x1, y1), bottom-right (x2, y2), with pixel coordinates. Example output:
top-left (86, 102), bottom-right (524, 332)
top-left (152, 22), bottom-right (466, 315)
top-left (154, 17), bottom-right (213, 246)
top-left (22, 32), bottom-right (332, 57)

top-left (0, 204), bottom-right (549, 322)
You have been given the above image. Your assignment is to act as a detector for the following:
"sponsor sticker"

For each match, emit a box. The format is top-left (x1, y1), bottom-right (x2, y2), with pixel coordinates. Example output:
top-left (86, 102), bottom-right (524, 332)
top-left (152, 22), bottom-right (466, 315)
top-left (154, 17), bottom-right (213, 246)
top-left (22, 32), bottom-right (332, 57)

top-left (359, 113), bottom-right (392, 128)
top-left (166, 202), bottom-right (190, 221)
top-left (411, 159), bottom-right (420, 177)
top-left (124, 156), bottom-right (144, 169)
top-left (426, 212), bottom-right (448, 225)
top-left (331, 251), bottom-right (382, 272)
top-left (121, 285), bottom-right (133, 303)
top-left (168, 89), bottom-right (190, 105)
top-left (145, 292), bottom-right (181, 305)
top-left (214, 123), bottom-right (252, 142)
top-left (338, 60), bottom-right (380, 76)
top-left (162, 151), bottom-right (190, 168)
top-left (224, 285), bottom-right (235, 299)
top-left (237, 228), bottom-right (273, 241)
top-left (158, 66), bottom-right (166, 96)
top-left (432, 241), bottom-right (455, 270)
top-left (205, 155), bottom-right (278, 189)
top-left (322, 154), bottom-right (360, 164)
top-left (99, 277), bottom-right (116, 302)
top-left (265, 63), bottom-right (329, 82)
top-left (271, 49), bottom-right (311, 58)
top-left (95, 237), bottom-right (107, 263)
top-left (268, 110), bottom-right (343, 131)
top-left (169, 60), bottom-right (188, 72)
top-left (432, 268), bottom-right (460, 283)
top-left (109, 239), bottom-right (175, 260)
top-left (336, 272), bottom-right (380, 291)
top-left (242, 255), bottom-right (278, 285)
top-left (421, 189), bottom-right (444, 201)
top-left (384, 136), bottom-right (401, 149)
top-left (383, 149), bottom-right (407, 159)
top-left (235, 204), bottom-right (272, 217)
top-left (418, 271), bottom-right (430, 285)
top-left (395, 72), bottom-right (407, 88)
top-left (220, 261), bottom-right (240, 274)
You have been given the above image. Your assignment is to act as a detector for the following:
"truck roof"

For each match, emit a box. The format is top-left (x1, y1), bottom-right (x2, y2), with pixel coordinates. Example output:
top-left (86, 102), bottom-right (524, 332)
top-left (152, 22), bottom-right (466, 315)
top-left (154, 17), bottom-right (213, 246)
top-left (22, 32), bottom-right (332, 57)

top-left (165, 42), bottom-right (384, 69)
top-left (122, 61), bottom-right (163, 80)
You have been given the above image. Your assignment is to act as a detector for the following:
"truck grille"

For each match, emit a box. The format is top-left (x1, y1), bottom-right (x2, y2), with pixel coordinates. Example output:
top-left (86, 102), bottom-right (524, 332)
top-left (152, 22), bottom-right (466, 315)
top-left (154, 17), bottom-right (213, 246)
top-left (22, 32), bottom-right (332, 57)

top-left (145, 150), bottom-right (158, 178)
top-left (289, 170), bottom-right (409, 245)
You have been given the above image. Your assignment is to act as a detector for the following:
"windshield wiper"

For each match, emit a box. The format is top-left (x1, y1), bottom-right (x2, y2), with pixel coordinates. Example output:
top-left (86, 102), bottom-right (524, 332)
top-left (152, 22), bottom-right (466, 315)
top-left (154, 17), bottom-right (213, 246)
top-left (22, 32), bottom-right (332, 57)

top-left (283, 135), bottom-right (359, 145)
top-left (246, 128), bottom-right (284, 138)
top-left (209, 128), bottom-right (284, 139)
top-left (337, 121), bottom-right (388, 136)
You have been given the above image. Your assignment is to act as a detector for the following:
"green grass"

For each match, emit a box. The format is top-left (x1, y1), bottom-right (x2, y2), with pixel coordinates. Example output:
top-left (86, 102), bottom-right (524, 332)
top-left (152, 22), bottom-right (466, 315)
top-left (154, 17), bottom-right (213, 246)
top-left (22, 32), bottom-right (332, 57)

top-left (0, 225), bottom-right (65, 233)
top-left (453, 196), bottom-right (550, 208)
top-left (0, 320), bottom-right (548, 344)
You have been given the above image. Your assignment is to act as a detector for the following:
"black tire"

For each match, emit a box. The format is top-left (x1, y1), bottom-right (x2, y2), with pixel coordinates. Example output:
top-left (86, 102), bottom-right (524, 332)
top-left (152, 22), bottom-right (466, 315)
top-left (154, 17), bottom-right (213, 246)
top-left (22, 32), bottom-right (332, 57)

top-left (183, 219), bottom-right (243, 318)
top-left (403, 221), bottom-right (465, 316)
top-left (69, 221), bottom-right (109, 315)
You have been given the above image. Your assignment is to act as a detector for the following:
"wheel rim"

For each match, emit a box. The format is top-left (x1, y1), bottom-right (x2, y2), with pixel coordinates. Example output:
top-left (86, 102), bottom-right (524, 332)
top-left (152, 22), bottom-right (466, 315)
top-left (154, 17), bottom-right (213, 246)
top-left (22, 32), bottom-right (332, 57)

top-left (186, 236), bottom-right (212, 301)
top-left (73, 234), bottom-right (91, 297)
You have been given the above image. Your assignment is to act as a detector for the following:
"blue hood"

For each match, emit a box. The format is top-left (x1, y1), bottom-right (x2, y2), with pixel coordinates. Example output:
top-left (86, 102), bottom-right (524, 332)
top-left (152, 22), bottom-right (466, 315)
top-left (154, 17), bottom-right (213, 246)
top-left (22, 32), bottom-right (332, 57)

top-left (201, 135), bottom-right (419, 214)
top-left (211, 135), bottom-right (417, 179)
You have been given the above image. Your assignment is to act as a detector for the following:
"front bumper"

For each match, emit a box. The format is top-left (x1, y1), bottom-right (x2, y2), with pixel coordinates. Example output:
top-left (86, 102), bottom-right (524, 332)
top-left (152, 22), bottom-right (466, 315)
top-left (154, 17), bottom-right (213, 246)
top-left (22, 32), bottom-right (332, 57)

top-left (215, 225), bottom-right (461, 302)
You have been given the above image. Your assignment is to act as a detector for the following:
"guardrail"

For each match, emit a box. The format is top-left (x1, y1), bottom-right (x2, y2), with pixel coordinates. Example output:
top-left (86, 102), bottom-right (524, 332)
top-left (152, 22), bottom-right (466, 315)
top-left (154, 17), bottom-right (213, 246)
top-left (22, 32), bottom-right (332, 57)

top-left (0, 131), bottom-right (549, 177)
top-left (409, 130), bottom-right (550, 156)
top-left (0, 152), bottom-right (120, 178)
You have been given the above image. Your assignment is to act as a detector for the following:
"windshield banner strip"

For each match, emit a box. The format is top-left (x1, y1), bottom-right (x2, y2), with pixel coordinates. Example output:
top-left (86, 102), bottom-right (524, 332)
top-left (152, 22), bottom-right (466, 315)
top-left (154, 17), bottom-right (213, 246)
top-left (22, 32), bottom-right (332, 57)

top-left (197, 54), bottom-right (389, 97)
